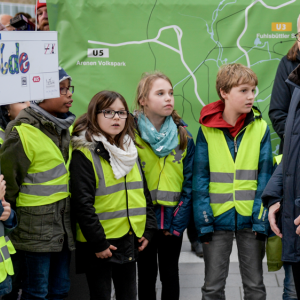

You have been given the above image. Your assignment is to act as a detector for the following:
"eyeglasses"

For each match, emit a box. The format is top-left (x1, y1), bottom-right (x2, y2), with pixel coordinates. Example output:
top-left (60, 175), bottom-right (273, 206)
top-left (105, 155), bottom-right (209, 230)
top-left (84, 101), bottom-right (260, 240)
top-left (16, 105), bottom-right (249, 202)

top-left (60, 86), bottom-right (74, 95)
top-left (294, 32), bottom-right (300, 42)
top-left (97, 110), bottom-right (129, 119)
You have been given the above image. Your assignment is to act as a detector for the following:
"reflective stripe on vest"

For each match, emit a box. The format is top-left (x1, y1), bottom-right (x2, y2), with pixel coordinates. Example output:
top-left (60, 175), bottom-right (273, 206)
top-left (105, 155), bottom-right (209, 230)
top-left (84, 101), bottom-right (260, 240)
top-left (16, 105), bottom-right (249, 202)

top-left (202, 112), bottom-right (267, 217)
top-left (0, 128), bottom-right (5, 145)
top-left (135, 133), bottom-right (186, 207)
top-left (14, 123), bottom-right (71, 207)
top-left (76, 147), bottom-right (147, 241)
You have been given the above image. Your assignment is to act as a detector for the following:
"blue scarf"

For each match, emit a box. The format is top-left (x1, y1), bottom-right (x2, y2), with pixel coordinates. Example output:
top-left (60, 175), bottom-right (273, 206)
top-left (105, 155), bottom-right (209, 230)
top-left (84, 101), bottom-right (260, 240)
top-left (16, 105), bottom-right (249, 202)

top-left (138, 114), bottom-right (178, 158)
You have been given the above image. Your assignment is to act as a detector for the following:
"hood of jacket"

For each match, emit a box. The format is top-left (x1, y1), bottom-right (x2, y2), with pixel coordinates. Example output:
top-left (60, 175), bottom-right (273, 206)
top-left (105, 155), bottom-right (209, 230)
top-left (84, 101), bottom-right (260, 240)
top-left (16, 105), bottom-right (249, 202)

top-left (287, 63), bottom-right (300, 88)
top-left (199, 100), bottom-right (262, 137)
top-left (71, 131), bottom-right (98, 152)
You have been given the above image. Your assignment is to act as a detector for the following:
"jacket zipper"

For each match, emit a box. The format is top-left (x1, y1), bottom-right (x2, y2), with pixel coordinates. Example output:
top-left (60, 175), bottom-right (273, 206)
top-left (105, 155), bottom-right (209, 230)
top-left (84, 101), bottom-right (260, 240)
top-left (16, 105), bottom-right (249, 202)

top-left (173, 201), bottom-right (183, 217)
top-left (232, 122), bottom-right (253, 232)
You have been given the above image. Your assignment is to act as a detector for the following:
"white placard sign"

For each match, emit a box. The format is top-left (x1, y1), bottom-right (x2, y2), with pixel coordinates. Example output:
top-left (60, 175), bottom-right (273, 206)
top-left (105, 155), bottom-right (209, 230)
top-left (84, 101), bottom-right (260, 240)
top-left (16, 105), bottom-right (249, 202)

top-left (0, 31), bottom-right (59, 105)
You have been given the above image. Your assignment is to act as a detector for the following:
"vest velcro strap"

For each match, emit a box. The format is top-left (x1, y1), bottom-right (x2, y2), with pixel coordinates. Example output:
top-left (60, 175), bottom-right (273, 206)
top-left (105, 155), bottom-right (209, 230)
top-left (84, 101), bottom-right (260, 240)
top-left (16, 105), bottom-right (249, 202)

top-left (20, 184), bottom-right (68, 196)
top-left (210, 172), bottom-right (233, 183)
top-left (235, 190), bottom-right (256, 200)
top-left (0, 245), bottom-right (10, 261)
top-left (150, 190), bottom-right (181, 203)
top-left (0, 130), bottom-right (5, 140)
top-left (236, 170), bottom-right (258, 181)
top-left (23, 163), bottom-right (67, 184)
top-left (97, 207), bottom-right (146, 220)
top-left (210, 193), bottom-right (233, 203)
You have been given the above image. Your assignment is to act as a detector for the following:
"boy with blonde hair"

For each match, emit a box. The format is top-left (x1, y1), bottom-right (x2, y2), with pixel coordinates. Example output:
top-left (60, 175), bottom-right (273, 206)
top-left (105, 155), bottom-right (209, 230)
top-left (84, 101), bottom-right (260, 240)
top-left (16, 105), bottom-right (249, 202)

top-left (193, 63), bottom-right (273, 299)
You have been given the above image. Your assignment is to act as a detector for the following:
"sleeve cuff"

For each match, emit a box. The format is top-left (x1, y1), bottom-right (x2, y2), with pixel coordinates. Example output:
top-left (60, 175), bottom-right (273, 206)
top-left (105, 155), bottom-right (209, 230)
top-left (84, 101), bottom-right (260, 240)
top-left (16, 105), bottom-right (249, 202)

top-left (200, 232), bottom-right (213, 243)
top-left (3, 210), bottom-right (16, 228)
top-left (143, 229), bottom-right (156, 242)
top-left (89, 240), bottom-right (110, 253)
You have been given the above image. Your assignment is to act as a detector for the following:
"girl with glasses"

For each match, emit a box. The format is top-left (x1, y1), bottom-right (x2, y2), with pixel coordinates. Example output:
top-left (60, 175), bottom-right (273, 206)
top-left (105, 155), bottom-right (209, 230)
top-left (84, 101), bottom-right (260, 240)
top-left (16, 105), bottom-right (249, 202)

top-left (70, 90), bottom-right (156, 300)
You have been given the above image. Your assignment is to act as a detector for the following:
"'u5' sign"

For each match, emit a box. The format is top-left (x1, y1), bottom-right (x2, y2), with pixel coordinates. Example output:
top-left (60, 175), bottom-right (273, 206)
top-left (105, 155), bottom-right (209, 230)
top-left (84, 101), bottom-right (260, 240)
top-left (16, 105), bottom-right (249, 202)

top-left (0, 43), bottom-right (30, 75)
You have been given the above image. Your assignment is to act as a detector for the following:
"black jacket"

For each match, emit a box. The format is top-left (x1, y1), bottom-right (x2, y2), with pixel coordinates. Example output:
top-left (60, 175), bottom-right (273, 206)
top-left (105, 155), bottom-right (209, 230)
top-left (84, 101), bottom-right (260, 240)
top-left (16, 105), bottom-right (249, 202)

top-left (269, 53), bottom-right (300, 154)
top-left (70, 137), bottom-right (157, 272)
top-left (262, 64), bottom-right (300, 263)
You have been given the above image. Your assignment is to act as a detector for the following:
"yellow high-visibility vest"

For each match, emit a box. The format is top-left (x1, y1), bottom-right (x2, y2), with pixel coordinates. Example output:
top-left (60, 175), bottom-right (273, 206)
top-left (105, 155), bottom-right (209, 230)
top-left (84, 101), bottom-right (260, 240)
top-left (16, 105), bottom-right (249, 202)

top-left (273, 154), bottom-right (283, 166)
top-left (201, 111), bottom-right (267, 217)
top-left (135, 134), bottom-right (187, 207)
top-left (76, 147), bottom-right (147, 241)
top-left (0, 128), bottom-right (5, 145)
top-left (0, 222), bottom-right (16, 283)
top-left (14, 123), bottom-right (71, 207)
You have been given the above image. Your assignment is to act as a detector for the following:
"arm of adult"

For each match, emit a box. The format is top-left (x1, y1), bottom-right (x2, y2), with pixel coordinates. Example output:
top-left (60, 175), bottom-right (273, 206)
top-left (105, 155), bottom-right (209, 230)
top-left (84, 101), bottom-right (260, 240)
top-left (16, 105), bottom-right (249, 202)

top-left (269, 57), bottom-right (293, 140)
top-left (261, 161), bottom-right (284, 238)
top-left (0, 23), bottom-right (7, 31)
top-left (252, 126), bottom-right (273, 239)
top-left (70, 150), bottom-right (112, 255)
top-left (193, 127), bottom-right (214, 244)
top-left (169, 134), bottom-right (195, 236)
top-left (0, 128), bottom-right (31, 209)
top-left (138, 158), bottom-right (157, 251)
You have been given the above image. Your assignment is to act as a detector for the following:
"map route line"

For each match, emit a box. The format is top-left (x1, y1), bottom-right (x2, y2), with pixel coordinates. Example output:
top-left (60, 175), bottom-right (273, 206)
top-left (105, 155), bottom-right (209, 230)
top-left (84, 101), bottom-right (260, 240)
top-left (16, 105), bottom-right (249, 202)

top-left (237, 0), bottom-right (296, 68)
top-left (147, 0), bottom-right (158, 70)
top-left (88, 25), bottom-right (205, 106)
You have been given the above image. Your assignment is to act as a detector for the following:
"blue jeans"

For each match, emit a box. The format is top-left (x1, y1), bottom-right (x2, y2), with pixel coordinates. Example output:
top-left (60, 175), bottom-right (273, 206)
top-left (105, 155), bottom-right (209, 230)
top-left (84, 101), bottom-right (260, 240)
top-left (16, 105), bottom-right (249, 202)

top-left (21, 247), bottom-right (71, 300)
top-left (0, 275), bottom-right (12, 296)
top-left (283, 263), bottom-right (297, 300)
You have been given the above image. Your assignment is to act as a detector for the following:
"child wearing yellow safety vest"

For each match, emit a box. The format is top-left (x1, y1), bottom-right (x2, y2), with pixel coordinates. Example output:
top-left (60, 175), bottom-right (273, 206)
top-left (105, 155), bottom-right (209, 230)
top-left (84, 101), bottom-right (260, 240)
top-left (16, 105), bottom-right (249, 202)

top-left (134, 71), bottom-right (194, 300)
top-left (0, 67), bottom-right (76, 299)
top-left (193, 63), bottom-right (273, 299)
top-left (70, 90), bottom-right (157, 300)
top-left (0, 175), bottom-right (17, 297)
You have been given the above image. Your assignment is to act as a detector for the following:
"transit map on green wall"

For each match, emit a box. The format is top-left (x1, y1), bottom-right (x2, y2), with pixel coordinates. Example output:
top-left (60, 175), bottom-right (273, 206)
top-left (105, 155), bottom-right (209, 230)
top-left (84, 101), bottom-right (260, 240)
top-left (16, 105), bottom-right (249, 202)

top-left (47, 0), bottom-right (300, 153)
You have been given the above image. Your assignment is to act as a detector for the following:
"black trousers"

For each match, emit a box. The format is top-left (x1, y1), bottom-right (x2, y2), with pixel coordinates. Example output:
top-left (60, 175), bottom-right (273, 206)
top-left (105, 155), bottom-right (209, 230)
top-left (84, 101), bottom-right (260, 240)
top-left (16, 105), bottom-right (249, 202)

top-left (85, 261), bottom-right (136, 300)
top-left (137, 230), bottom-right (183, 300)
top-left (292, 262), bottom-right (300, 299)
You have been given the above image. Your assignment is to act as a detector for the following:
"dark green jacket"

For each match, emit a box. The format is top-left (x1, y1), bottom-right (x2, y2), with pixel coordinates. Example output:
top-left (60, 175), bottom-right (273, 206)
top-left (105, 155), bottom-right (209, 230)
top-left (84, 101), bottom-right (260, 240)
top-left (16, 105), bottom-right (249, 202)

top-left (0, 107), bottom-right (75, 252)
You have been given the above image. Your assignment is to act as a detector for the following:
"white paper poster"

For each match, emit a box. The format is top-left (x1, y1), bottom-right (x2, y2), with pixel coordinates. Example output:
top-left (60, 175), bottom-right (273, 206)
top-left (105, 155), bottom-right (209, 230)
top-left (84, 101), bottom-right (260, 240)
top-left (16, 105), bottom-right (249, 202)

top-left (0, 31), bottom-right (59, 105)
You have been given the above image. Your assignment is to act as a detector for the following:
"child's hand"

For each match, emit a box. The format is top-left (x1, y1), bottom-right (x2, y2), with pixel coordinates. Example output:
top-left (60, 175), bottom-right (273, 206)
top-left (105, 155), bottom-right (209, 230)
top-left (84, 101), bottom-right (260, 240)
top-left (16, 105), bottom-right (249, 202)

top-left (0, 175), bottom-right (6, 200)
top-left (294, 215), bottom-right (300, 236)
top-left (0, 198), bottom-right (11, 221)
top-left (268, 202), bottom-right (282, 238)
top-left (95, 245), bottom-right (117, 259)
top-left (138, 237), bottom-right (149, 252)
top-left (162, 230), bottom-right (172, 236)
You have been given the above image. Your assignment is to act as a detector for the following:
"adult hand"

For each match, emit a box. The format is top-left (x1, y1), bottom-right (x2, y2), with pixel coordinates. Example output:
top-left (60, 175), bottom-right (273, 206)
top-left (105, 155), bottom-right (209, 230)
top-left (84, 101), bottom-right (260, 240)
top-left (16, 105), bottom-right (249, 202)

top-left (138, 237), bottom-right (149, 252)
top-left (268, 202), bottom-right (282, 238)
top-left (95, 245), bottom-right (117, 259)
top-left (294, 215), bottom-right (300, 235)
top-left (162, 230), bottom-right (172, 236)
top-left (0, 198), bottom-right (11, 221)
top-left (0, 23), bottom-right (7, 31)
top-left (0, 175), bottom-right (6, 200)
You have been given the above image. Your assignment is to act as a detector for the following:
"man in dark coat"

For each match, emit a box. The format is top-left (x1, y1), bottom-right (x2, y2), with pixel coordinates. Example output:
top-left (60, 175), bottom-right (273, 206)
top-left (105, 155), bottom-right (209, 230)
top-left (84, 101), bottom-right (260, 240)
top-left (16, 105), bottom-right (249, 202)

top-left (262, 64), bottom-right (300, 298)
